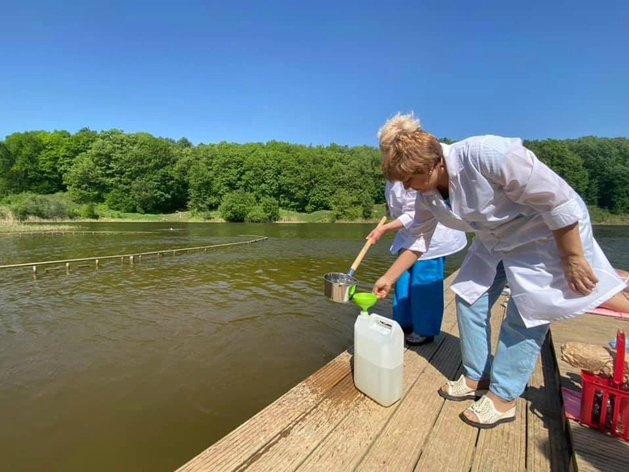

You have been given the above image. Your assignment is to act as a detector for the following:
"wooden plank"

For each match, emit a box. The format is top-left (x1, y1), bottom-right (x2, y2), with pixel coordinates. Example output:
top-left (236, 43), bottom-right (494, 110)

top-left (569, 421), bottom-right (629, 471)
top-left (471, 296), bottom-right (526, 472)
top-left (525, 336), bottom-right (572, 472)
top-left (412, 386), bottom-right (477, 471)
top-left (471, 398), bottom-right (527, 471)
top-left (238, 374), bottom-right (361, 472)
top-left (175, 351), bottom-right (352, 472)
top-left (356, 326), bottom-right (463, 471)
top-left (525, 343), bottom-right (550, 471)
top-left (526, 342), bottom-right (554, 471)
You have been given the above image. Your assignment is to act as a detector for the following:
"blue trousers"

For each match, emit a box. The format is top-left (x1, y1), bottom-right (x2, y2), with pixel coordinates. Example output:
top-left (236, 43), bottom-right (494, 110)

top-left (393, 257), bottom-right (445, 337)
top-left (456, 261), bottom-right (550, 400)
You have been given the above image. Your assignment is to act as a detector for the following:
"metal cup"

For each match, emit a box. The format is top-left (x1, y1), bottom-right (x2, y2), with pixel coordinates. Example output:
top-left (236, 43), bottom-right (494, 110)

top-left (323, 272), bottom-right (359, 303)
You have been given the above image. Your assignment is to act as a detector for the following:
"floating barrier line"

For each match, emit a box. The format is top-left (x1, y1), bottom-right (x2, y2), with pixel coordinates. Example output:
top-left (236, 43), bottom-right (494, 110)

top-left (0, 236), bottom-right (268, 271)
top-left (0, 230), bottom-right (156, 236)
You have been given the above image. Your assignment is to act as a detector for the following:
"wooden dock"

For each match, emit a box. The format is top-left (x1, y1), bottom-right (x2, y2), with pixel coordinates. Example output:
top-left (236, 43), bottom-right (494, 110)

top-left (176, 271), bottom-right (582, 472)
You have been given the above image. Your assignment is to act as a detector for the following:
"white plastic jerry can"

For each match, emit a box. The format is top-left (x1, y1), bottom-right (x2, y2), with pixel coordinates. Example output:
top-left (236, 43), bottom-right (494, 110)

top-left (353, 311), bottom-right (404, 407)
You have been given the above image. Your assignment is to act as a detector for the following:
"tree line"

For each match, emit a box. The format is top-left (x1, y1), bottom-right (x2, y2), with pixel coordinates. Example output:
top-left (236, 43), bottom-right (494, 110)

top-left (1, 129), bottom-right (628, 221)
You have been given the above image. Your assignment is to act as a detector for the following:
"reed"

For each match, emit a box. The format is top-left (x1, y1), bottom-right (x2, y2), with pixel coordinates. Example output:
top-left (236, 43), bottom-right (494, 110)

top-left (0, 208), bottom-right (72, 233)
top-left (0, 205), bottom-right (17, 224)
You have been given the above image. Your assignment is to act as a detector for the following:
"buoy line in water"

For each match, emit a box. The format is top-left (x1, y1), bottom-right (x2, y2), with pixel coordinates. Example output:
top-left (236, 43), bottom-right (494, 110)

top-left (0, 236), bottom-right (268, 277)
top-left (0, 230), bottom-right (157, 236)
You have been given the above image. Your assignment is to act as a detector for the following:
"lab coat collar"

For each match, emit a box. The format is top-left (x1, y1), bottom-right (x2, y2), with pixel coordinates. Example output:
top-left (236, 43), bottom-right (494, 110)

top-left (440, 142), bottom-right (462, 208)
top-left (441, 142), bottom-right (462, 180)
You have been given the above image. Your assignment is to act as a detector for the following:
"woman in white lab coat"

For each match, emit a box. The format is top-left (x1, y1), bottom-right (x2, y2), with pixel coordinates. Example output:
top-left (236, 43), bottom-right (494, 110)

top-left (368, 181), bottom-right (467, 345)
top-left (372, 113), bottom-right (625, 429)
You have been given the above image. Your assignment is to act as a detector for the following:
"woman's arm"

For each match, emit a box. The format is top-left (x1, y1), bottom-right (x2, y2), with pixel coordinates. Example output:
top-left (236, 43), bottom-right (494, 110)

top-left (372, 184), bottom-right (436, 298)
top-left (552, 223), bottom-right (599, 295)
top-left (485, 139), bottom-right (598, 295)
top-left (373, 249), bottom-right (422, 298)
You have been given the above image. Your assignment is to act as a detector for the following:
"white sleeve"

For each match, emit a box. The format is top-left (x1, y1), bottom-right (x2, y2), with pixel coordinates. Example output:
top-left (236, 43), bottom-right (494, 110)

top-left (484, 140), bottom-right (583, 230)
top-left (398, 190), bottom-right (416, 229)
top-left (405, 196), bottom-right (438, 253)
top-left (387, 182), bottom-right (416, 229)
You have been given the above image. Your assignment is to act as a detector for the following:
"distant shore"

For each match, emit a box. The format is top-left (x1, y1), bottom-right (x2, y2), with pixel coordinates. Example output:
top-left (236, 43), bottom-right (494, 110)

top-left (2, 211), bottom-right (629, 234)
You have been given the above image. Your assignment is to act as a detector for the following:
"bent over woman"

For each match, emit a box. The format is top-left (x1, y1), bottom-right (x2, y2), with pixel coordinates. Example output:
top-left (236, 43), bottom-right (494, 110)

top-left (372, 113), bottom-right (625, 429)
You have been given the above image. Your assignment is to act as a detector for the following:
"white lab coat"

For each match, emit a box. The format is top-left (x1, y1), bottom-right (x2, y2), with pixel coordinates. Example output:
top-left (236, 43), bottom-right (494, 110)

top-left (408, 135), bottom-right (624, 327)
top-left (385, 181), bottom-right (467, 259)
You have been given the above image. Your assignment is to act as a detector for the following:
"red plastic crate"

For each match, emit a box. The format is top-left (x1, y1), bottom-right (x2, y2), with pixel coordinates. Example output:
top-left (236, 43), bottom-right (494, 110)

top-left (580, 370), bottom-right (629, 440)
top-left (579, 330), bottom-right (629, 440)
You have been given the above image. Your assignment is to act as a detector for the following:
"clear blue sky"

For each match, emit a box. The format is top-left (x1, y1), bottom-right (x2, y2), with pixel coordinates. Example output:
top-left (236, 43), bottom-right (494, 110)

top-left (1, 0), bottom-right (627, 146)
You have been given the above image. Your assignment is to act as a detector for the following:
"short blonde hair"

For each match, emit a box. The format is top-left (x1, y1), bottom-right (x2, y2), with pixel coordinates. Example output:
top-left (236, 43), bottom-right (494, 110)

top-left (378, 112), bottom-right (443, 182)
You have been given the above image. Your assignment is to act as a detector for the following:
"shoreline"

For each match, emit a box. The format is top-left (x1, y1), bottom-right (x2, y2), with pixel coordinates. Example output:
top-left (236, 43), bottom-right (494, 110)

top-left (2, 218), bottom-right (629, 234)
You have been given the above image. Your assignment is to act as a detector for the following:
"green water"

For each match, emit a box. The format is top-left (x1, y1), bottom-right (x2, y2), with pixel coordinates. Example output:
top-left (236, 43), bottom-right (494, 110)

top-left (1, 222), bottom-right (627, 471)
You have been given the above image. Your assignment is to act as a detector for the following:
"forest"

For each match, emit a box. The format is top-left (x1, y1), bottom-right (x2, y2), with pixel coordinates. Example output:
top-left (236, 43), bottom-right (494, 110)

top-left (1, 129), bottom-right (628, 222)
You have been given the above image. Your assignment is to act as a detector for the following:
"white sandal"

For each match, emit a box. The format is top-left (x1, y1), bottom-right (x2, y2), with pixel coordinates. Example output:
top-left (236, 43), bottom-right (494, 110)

top-left (438, 375), bottom-right (489, 401)
top-left (460, 395), bottom-right (516, 429)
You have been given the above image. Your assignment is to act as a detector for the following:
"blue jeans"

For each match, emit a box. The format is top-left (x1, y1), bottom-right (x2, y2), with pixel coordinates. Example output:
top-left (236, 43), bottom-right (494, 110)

top-left (456, 262), bottom-right (549, 401)
top-left (393, 257), bottom-right (445, 337)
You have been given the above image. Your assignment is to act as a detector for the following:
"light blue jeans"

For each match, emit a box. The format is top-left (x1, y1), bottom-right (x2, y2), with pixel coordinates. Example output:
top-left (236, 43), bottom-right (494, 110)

top-left (393, 257), bottom-right (445, 337)
top-left (456, 262), bottom-right (549, 401)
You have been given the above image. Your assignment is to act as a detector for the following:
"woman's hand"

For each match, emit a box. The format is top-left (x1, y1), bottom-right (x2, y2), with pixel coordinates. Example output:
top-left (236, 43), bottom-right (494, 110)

top-left (553, 223), bottom-right (599, 295)
top-left (367, 226), bottom-right (387, 244)
top-left (373, 275), bottom-right (394, 299)
top-left (372, 249), bottom-right (419, 299)
top-left (562, 255), bottom-right (599, 295)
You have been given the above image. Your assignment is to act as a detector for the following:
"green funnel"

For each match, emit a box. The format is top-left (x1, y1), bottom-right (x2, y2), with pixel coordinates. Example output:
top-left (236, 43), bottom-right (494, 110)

top-left (352, 292), bottom-right (378, 312)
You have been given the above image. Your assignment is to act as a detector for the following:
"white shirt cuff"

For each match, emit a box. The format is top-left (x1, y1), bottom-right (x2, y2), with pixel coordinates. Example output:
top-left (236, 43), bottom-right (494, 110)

top-left (398, 213), bottom-right (414, 229)
top-left (541, 199), bottom-right (582, 230)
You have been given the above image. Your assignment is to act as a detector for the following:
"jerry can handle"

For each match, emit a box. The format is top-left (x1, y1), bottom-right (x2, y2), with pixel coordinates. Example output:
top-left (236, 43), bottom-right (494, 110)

top-left (377, 319), bottom-right (392, 330)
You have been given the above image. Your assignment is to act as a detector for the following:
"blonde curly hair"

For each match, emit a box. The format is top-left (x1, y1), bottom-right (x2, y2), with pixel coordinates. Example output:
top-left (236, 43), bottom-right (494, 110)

top-left (377, 112), bottom-right (443, 182)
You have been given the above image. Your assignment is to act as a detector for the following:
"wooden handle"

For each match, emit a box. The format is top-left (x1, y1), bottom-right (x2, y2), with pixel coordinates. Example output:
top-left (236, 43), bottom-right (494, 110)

top-left (349, 216), bottom-right (388, 275)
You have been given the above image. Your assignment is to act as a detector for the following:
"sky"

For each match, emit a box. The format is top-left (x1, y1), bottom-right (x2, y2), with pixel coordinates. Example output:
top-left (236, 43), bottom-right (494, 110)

top-left (1, 0), bottom-right (627, 147)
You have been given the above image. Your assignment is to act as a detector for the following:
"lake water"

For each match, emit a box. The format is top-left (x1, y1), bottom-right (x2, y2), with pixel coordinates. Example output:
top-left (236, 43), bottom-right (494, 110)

top-left (1, 222), bottom-right (628, 471)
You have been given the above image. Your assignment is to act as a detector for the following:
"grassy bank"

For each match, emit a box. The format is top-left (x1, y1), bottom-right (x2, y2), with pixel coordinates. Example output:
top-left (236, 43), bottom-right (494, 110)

top-left (1, 203), bottom-right (628, 232)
